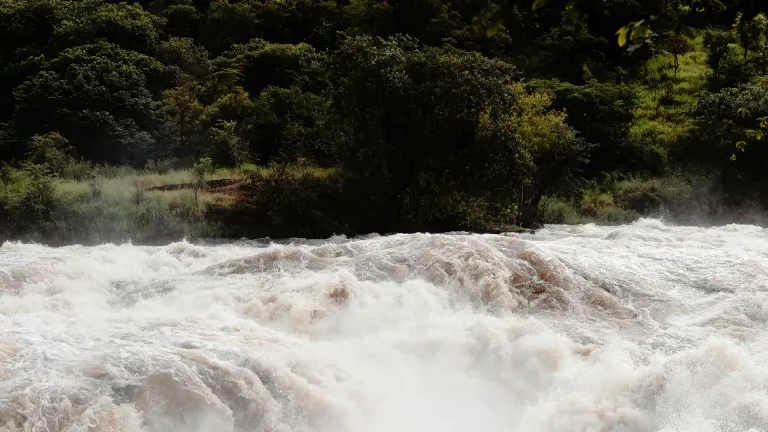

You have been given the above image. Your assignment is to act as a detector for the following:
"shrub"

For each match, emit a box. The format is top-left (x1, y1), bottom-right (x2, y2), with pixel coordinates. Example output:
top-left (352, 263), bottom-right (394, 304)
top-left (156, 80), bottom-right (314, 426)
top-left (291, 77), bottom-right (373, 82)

top-left (25, 132), bottom-right (75, 177)
top-left (207, 121), bottom-right (249, 167)
top-left (528, 79), bottom-right (646, 177)
top-left (192, 157), bottom-right (214, 209)
top-left (688, 76), bottom-right (768, 186)
top-left (218, 162), bottom-right (348, 238)
top-left (59, 160), bottom-right (96, 181)
top-left (0, 164), bottom-right (59, 239)
top-left (537, 196), bottom-right (581, 224)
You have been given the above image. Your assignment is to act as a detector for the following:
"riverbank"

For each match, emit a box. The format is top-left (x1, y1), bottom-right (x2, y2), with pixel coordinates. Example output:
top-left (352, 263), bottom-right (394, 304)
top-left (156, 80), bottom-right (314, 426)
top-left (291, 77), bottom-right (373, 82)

top-left (2, 163), bottom-right (767, 246)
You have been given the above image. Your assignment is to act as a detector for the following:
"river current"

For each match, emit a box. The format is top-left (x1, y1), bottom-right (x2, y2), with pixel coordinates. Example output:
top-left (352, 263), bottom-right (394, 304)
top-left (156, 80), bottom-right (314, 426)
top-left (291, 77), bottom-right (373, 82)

top-left (1, 219), bottom-right (768, 432)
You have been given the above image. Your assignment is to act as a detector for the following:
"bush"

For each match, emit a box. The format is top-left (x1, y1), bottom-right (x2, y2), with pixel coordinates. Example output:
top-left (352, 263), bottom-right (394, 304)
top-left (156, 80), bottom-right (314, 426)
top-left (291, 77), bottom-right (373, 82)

top-left (59, 160), bottom-right (96, 181)
top-left (688, 76), bottom-right (768, 185)
top-left (528, 79), bottom-right (642, 176)
top-left (206, 121), bottom-right (249, 167)
top-left (25, 132), bottom-right (75, 177)
top-left (703, 29), bottom-right (752, 91)
top-left (577, 189), bottom-right (639, 223)
top-left (0, 164), bottom-right (59, 239)
top-left (538, 196), bottom-right (581, 224)
top-left (216, 162), bottom-right (348, 238)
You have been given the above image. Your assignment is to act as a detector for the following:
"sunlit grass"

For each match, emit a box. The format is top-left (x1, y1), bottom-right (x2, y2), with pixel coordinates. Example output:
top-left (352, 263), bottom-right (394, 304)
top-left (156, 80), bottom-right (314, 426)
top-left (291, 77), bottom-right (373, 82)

top-left (56, 167), bottom-right (243, 199)
top-left (238, 164), bottom-right (339, 179)
top-left (8, 162), bottom-right (337, 244)
top-left (630, 36), bottom-right (710, 148)
top-left (1, 162), bottom-right (311, 244)
top-left (539, 172), bottom-right (768, 227)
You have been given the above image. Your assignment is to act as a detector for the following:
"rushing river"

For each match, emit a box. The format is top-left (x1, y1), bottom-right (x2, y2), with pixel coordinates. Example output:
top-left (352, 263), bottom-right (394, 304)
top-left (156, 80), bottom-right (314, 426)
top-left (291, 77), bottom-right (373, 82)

top-left (2, 219), bottom-right (768, 432)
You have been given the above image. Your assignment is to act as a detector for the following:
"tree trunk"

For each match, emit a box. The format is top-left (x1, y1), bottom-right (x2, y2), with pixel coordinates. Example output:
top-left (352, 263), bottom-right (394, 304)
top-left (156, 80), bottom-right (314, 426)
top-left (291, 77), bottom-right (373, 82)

top-left (674, 54), bottom-right (679, 77)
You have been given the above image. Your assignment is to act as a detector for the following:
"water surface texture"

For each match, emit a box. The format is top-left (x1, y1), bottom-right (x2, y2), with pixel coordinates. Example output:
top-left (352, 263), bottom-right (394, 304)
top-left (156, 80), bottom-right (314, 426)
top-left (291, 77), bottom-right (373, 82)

top-left (2, 219), bottom-right (768, 432)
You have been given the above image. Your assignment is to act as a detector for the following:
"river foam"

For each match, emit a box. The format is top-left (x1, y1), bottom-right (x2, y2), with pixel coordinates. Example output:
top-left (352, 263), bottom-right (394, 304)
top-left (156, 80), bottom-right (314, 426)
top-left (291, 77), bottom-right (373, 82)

top-left (2, 219), bottom-right (768, 432)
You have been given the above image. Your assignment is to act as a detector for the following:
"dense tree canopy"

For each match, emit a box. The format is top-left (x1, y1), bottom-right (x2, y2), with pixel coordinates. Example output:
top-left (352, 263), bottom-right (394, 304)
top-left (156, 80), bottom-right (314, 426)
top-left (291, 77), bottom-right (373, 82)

top-left (2, 0), bottom-right (768, 229)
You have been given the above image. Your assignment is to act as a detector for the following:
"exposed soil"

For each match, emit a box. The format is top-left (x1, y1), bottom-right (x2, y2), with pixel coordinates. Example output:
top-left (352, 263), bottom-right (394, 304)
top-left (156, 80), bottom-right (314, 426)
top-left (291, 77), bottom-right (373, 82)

top-left (145, 178), bottom-right (241, 192)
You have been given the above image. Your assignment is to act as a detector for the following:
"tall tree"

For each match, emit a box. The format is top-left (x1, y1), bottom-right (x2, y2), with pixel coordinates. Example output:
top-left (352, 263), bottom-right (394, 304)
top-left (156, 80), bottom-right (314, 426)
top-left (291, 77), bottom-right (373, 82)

top-left (10, 42), bottom-right (164, 164)
top-left (51, 0), bottom-right (165, 54)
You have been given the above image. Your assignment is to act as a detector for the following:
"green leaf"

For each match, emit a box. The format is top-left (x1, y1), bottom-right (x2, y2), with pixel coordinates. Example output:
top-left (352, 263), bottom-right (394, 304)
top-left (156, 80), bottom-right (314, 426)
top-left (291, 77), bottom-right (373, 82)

top-left (564, 2), bottom-right (579, 19)
top-left (681, 25), bottom-right (696, 39)
top-left (475, 4), bottom-right (505, 36)
top-left (738, 107), bottom-right (750, 118)
top-left (616, 26), bottom-right (630, 47)
top-left (736, 140), bottom-right (747, 151)
top-left (486, 20), bottom-right (503, 36)
top-left (757, 130), bottom-right (764, 140)
top-left (731, 154), bottom-right (737, 161)
top-left (630, 25), bottom-right (649, 41)
top-left (532, 0), bottom-right (548, 11)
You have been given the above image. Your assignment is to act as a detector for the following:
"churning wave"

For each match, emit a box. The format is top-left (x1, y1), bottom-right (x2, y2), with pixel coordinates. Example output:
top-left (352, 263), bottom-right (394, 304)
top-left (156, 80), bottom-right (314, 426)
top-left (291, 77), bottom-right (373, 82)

top-left (2, 218), bottom-right (768, 432)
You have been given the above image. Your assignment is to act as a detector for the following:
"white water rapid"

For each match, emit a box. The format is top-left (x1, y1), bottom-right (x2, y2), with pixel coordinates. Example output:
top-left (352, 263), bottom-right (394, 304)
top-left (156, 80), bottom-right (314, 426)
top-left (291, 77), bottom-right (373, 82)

top-left (2, 219), bottom-right (768, 432)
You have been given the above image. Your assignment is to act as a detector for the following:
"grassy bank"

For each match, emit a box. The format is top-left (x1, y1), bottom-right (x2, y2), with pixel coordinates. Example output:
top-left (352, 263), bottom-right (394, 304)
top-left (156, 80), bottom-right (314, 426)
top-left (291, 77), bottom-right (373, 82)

top-left (0, 164), bottom-right (237, 245)
top-left (0, 162), bottom-right (347, 245)
top-left (3, 159), bottom-right (768, 247)
top-left (539, 174), bottom-right (768, 227)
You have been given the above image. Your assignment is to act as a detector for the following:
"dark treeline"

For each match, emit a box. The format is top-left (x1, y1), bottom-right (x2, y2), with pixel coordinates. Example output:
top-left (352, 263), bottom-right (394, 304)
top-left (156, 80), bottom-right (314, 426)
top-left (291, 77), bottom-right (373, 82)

top-left (3, 0), bottom-right (768, 239)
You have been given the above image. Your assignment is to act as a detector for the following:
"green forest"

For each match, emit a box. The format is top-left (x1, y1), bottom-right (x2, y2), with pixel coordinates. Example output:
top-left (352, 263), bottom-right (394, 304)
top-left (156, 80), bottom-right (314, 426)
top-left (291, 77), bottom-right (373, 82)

top-left (2, 0), bottom-right (768, 244)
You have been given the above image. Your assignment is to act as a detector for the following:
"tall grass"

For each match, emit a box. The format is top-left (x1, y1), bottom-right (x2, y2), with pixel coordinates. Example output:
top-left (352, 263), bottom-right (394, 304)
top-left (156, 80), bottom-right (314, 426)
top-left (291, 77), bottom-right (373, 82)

top-left (57, 167), bottom-right (242, 195)
top-left (1, 162), bottom-right (237, 245)
top-left (1, 160), bottom-right (342, 245)
top-left (539, 174), bottom-right (768, 227)
top-left (6, 159), bottom-right (767, 244)
top-left (46, 191), bottom-right (220, 245)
